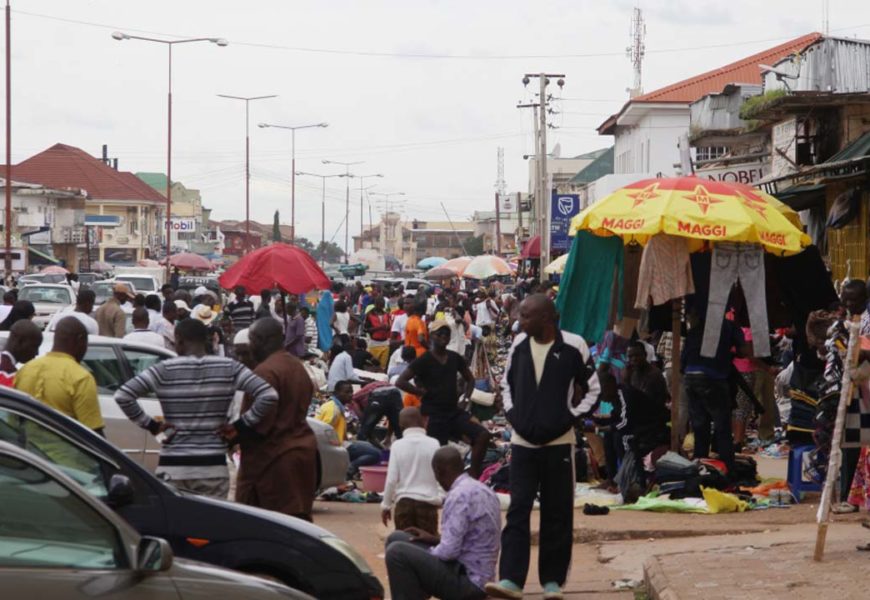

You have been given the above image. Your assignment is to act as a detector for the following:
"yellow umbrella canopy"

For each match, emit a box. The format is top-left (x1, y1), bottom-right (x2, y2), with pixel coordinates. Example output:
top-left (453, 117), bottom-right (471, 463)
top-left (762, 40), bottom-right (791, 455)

top-left (570, 176), bottom-right (810, 255)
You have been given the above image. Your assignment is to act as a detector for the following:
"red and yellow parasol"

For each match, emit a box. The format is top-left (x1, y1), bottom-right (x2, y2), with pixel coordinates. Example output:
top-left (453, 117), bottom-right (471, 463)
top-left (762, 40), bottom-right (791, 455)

top-left (570, 176), bottom-right (810, 254)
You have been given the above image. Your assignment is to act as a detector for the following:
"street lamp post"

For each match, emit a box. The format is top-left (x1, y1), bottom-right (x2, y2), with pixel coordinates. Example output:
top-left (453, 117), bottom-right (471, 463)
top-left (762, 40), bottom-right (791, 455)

top-left (217, 94), bottom-right (277, 252)
top-left (350, 174), bottom-right (383, 241)
top-left (296, 171), bottom-right (343, 266)
top-left (112, 31), bottom-right (227, 278)
top-left (322, 159), bottom-right (363, 263)
top-left (258, 121), bottom-right (328, 243)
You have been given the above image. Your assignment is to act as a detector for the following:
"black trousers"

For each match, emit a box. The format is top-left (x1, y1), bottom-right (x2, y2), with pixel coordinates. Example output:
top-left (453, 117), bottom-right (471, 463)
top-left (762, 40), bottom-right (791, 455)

top-left (358, 388), bottom-right (403, 444)
top-left (499, 443), bottom-right (574, 588)
top-left (685, 374), bottom-right (734, 471)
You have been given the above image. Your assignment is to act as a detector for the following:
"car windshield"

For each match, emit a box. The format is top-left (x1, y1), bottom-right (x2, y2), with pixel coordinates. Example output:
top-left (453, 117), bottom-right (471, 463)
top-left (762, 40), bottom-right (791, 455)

top-left (19, 286), bottom-right (71, 304)
top-left (116, 276), bottom-right (155, 292)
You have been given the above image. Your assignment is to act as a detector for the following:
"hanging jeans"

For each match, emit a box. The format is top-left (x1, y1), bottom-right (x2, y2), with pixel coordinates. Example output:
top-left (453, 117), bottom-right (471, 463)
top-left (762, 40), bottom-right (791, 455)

top-left (701, 243), bottom-right (770, 358)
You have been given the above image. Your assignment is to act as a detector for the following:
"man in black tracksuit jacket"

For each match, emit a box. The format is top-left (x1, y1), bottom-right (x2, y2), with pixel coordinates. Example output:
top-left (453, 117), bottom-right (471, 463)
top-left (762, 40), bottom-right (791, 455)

top-left (486, 294), bottom-right (601, 600)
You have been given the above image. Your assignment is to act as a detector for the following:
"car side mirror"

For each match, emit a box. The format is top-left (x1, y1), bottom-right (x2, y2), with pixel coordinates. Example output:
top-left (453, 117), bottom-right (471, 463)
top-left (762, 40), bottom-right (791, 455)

top-left (136, 536), bottom-right (173, 572)
top-left (106, 474), bottom-right (134, 508)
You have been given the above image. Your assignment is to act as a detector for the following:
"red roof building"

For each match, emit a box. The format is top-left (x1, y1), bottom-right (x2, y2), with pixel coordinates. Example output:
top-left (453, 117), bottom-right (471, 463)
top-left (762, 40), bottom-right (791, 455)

top-left (598, 33), bottom-right (823, 135)
top-left (13, 144), bottom-right (168, 265)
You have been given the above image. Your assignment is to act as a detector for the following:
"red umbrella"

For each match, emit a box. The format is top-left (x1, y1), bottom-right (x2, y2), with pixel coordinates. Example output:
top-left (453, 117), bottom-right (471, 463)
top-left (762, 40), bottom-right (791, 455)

top-left (520, 235), bottom-right (541, 259)
top-left (218, 243), bottom-right (331, 294)
top-left (161, 252), bottom-right (212, 271)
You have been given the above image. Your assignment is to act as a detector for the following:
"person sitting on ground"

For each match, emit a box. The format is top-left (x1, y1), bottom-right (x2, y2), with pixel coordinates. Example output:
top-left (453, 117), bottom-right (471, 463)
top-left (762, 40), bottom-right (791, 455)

top-left (380, 407), bottom-right (441, 535)
top-left (352, 338), bottom-right (382, 371)
top-left (124, 307), bottom-right (166, 347)
top-left (47, 289), bottom-right (98, 335)
top-left (316, 379), bottom-right (382, 481)
top-left (385, 446), bottom-right (500, 600)
top-left (15, 317), bottom-right (103, 435)
top-left (0, 320), bottom-right (43, 387)
top-left (396, 319), bottom-right (489, 478)
top-left (327, 335), bottom-right (365, 392)
top-left (114, 319), bottom-right (279, 499)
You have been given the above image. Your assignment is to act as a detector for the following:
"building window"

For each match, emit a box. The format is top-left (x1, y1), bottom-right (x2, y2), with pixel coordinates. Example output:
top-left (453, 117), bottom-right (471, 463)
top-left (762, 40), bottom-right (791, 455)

top-left (695, 146), bottom-right (728, 162)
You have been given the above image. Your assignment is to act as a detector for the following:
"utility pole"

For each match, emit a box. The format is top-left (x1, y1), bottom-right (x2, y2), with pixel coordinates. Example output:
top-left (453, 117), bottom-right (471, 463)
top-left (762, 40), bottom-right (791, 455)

top-left (217, 94), bottom-right (278, 252)
top-left (4, 0), bottom-right (11, 276)
top-left (322, 159), bottom-right (363, 263)
top-left (494, 147), bottom-right (506, 256)
top-left (296, 171), bottom-right (344, 266)
top-left (522, 73), bottom-right (564, 282)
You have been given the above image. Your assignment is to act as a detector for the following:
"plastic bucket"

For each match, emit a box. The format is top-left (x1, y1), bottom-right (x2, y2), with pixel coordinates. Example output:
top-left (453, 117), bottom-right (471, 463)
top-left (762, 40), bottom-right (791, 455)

top-left (359, 465), bottom-right (389, 493)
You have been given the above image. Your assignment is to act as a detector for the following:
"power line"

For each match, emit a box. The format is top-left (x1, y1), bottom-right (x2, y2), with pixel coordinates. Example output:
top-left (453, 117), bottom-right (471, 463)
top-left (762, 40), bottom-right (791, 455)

top-left (14, 9), bottom-right (870, 61)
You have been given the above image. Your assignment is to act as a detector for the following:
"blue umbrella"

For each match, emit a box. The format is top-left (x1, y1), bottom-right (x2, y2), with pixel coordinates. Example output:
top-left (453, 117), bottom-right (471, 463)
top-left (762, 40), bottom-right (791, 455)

top-left (418, 256), bottom-right (447, 269)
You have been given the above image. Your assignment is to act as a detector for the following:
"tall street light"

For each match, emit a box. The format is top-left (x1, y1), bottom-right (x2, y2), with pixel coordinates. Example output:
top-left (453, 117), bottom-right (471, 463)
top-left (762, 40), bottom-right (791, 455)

top-left (322, 159), bottom-right (363, 263)
top-left (112, 31), bottom-right (227, 277)
top-left (217, 94), bottom-right (277, 252)
top-left (258, 121), bottom-right (328, 243)
top-left (348, 173), bottom-right (383, 241)
top-left (296, 171), bottom-right (344, 266)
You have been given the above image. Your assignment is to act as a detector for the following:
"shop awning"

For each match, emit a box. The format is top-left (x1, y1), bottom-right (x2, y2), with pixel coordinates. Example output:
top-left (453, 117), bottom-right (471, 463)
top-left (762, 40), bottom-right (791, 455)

top-left (774, 183), bottom-right (827, 211)
top-left (27, 246), bottom-right (61, 266)
top-left (520, 235), bottom-right (541, 259)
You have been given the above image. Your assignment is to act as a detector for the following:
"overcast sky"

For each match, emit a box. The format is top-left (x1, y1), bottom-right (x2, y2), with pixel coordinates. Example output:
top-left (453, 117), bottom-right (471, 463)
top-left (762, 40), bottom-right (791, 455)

top-left (6, 0), bottom-right (870, 246)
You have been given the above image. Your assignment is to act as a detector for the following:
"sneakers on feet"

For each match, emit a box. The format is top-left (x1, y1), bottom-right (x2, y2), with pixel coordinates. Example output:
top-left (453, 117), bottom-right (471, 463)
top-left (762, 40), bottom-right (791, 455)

top-left (542, 582), bottom-right (564, 600)
top-left (833, 502), bottom-right (859, 514)
top-left (484, 579), bottom-right (523, 599)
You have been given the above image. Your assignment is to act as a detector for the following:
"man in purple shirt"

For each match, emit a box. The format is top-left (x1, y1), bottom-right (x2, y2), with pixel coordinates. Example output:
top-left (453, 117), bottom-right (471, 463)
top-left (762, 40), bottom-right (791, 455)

top-left (385, 446), bottom-right (500, 600)
top-left (283, 300), bottom-right (306, 358)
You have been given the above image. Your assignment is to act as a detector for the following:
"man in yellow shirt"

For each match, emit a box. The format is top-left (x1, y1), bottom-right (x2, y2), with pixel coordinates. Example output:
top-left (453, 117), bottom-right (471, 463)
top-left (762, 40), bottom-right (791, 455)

top-left (316, 380), bottom-right (380, 481)
top-left (15, 317), bottom-right (103, 434)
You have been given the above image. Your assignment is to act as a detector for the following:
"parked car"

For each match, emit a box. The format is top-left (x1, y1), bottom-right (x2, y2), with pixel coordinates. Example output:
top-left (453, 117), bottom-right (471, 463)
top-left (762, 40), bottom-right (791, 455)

top-left (400, 278), bottom-right (432, 296)
top-left (115, 273), bottom-right (161, 295)
top-left (0, 332), bottom-right (348, 489)
top-left (76, 271), bottom-right (102, 289)
top-left (18, 273), bottom-right (67, 285)
top-left (0, 441), bottom-right (313, 599)
top-left (0, 388), bottom-right (383, 599)
top-left (17, 283), bottom-right (76, 329)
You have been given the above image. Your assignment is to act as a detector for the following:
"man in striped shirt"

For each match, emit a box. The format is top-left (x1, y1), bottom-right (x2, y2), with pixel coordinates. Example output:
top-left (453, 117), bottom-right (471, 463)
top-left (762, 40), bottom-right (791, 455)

top-left (226, 285), bottom-right (255, 331)
top-left (114, 319), bottom-right (278, 499)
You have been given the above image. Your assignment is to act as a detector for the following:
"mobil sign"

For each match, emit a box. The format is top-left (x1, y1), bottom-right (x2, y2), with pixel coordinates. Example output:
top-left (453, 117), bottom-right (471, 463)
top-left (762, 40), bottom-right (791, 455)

top-left (164, 218), bottom-right (197, 231)
top-left (550, 193), bottom-right (580, 251)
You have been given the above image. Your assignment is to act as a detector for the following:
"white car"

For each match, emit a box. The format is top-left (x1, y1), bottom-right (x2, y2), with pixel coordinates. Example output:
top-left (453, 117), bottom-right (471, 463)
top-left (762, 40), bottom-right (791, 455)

top-left (17, 283), bottom-right (76, 329)
top-left (0, 333), bottom-right (348, 490)
top-left (115, 273), bottom-right (161, 296)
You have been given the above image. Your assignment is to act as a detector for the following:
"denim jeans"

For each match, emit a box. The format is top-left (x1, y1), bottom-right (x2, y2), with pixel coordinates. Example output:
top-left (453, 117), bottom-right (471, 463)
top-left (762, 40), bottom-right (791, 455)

top-left (701, 243), bottom-right (769, 358)
top-left (685, 374), bottom-right (734, 471)
top-left (347, 441), bottom-right (381, 479)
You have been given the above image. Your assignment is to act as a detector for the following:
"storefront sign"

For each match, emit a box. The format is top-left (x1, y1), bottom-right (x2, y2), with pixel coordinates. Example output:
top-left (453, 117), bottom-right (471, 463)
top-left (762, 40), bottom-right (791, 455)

top-left (550, 193), bottom-right (581, 251)
top-left (498, 193), bottom-right (515, 212)
top-left (697, 161), bottom-right (770, 185)
top-left (164, 218), bottom-right (197, 231)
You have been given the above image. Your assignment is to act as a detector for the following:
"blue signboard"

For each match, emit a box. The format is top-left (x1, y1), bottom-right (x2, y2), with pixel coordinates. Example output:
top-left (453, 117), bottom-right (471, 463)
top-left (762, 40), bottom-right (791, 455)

top-left (550, 193), bottom-right (581, 251)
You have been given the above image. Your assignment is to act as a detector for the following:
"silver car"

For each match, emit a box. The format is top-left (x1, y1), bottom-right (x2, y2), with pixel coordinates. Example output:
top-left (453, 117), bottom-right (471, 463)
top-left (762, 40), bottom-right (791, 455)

top-left (0, 333), bottom-right (348, 490)
top-left (0, 441), bottom-right (313, 599)
top-left (17, 283), bottom-right (75, 329)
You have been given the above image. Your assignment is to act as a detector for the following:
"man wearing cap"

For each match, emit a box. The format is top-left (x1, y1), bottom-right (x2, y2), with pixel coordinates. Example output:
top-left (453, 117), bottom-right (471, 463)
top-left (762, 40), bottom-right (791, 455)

top-left (397, 318), bottom-right (489, 478)
top-left (95, 283), bottom-right (133, 338)
top-left (174, 299), bottom-right (192, 321)
top-left (192, 304), bottom-right (223, 355)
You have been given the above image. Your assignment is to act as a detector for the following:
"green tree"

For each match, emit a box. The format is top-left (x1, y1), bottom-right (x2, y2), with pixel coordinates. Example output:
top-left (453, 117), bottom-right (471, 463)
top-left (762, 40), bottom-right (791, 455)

top-left (293, 236), bottom-right (316, 253)
top-left (272, 211), bottom-right (281, 242)
top-left (464, 235), bottom-right (484, 256)
top-left (315, 241), bottom-right (345, 264)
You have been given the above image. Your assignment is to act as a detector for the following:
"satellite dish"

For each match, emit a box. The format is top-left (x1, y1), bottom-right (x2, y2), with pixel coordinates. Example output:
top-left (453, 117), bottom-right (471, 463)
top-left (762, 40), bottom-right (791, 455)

top-left (551, 143), bottom-right (562, 159)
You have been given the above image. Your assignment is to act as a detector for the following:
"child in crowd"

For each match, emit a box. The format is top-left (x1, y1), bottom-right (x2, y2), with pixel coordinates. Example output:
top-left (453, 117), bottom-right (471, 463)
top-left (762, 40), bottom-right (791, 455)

top-left (380, 407), bottom-right (442, 535)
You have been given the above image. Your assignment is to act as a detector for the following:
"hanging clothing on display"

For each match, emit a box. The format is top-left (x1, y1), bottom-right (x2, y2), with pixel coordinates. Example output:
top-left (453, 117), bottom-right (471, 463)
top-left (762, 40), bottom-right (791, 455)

top-left (556, 230), bottom-right (624, 344)
top-left (701, 242), bottom-right (770, 359)
top-left (635, 234), bottom-right (694, 309)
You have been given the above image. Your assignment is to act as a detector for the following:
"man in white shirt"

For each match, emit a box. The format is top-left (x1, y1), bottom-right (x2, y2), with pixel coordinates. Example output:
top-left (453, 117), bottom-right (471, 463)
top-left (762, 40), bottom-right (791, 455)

top-left (124, 308), bottom-right (166, 347)
top-left (46, 289), bottom-right (99, 335)
top-left (380, 407), bottom-right (441, 534)
top-left (474, 290), bottom-right (498, 327)
top-left (390, 297), bottom-right (412, 342)
top-left (326, 337), bottom-right (363, 392)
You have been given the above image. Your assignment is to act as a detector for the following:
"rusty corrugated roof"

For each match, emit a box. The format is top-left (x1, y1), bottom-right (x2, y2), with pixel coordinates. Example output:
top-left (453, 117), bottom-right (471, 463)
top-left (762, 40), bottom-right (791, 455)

top-left (13, 143), bottom-right (166, 203)
top-left (599, 32), bottom-right (824, 134)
